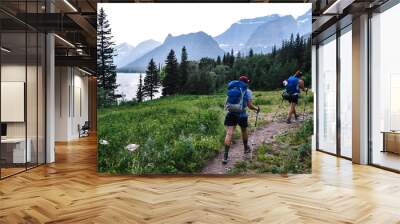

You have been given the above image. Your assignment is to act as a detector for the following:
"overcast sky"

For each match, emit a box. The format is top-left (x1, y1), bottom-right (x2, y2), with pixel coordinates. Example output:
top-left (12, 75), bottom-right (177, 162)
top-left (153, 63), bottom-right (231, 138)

top-left (99, 3), bottom-right (311, 47)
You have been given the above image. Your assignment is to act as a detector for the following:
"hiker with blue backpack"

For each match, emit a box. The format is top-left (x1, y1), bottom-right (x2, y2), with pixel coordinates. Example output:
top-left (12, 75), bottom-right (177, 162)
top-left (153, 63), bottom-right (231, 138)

top-left (223, 75), bottom-right (260, 165)
top-left (283, 70), bottom-right (307, 124)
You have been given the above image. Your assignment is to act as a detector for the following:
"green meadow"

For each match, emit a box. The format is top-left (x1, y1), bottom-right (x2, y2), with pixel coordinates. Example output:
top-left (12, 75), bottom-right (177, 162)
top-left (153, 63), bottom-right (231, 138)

top-left (97, 90), bottom-right (313, 174)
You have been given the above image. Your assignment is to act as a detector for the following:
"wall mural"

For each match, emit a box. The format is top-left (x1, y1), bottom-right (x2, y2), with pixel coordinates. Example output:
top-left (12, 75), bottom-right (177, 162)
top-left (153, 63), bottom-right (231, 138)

top-left (96, 3), bottom-right (313, 175)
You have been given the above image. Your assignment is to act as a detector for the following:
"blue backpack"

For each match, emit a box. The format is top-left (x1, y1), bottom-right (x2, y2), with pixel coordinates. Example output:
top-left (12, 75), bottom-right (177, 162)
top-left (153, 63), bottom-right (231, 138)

top-left (285, 75), bottom-right (300, 95)
top-left (225, 80), bottom-right (247, 113)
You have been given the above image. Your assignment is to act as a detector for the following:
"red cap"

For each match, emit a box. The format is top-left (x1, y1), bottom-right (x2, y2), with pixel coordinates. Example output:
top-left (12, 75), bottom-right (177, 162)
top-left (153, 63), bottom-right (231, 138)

top-left (239, 75), bottom-right (250, 83)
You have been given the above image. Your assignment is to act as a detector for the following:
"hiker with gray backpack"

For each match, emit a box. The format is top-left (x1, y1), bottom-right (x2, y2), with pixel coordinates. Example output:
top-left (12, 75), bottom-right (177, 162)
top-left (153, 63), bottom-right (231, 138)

top-left (223, 75), bottom-right (260, 165)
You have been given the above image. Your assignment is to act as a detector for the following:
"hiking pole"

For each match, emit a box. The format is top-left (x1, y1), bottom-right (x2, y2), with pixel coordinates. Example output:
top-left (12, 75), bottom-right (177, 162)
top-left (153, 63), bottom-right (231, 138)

top-left (272, 97), bottom-right (284, 122)
top-left (254, 106), bottom-right (260, 127)
top-left (302, 89), bottom-right (308, 121)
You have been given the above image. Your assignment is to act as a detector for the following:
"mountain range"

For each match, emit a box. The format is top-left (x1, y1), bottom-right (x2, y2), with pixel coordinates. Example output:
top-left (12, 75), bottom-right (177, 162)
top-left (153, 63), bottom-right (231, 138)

top-left (114, 39), bottom-right (160, 68)
top-left (120, 32), bottom-right (224, 72)
top-left (244, 15), bottom-right (299, 53)
top-left (215, 10), bottom-right (311, 53)
top-left (116, 9), bottom-right (311, 72)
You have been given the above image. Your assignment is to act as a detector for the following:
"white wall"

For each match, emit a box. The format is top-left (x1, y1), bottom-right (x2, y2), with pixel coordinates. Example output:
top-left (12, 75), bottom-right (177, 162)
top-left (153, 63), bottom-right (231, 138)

top-left (1, 65), bottom-right (26, 135)
top-left (55, 67), bottom-right (89, 141)
top-left (1, 65), bottom-right (42, 138)
top-left (55, 66), bottom-right (69, 141)
top-left (74, 72), bottom-right (89, 137)
top-left (1, 63), bottom-right (46, 164)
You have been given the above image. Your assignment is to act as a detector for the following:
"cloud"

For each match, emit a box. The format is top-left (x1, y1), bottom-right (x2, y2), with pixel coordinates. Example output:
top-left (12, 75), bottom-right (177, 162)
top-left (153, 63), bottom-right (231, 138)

top-left (99, 3), bottom-right (311, 46)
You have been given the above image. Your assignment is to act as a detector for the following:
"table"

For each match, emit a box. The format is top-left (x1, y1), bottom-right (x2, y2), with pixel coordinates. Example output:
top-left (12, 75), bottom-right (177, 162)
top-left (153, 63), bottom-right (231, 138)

top-left (381, 131), bottom-right (400, 154)
top-left (1, 138), bottom-right (31, 163)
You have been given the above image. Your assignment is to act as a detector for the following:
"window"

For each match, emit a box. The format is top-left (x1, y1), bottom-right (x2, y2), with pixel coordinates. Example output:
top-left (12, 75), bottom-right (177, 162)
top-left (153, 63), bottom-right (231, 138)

top-left (339, 27), bottom-right (352, 158)
top-left (370, 3), bottom-right (400, 171)
top-left (0, 2), bottom-right (46, 179)
top-left (1, 30), bottom-right (28, 177)
top-left (317, 35), bottom-right (337, 154)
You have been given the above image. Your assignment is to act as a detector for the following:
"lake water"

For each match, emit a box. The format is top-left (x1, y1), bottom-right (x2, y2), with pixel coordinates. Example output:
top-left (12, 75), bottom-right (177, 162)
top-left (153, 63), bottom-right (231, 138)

top-left (116, 73), bottom-right (162, 102)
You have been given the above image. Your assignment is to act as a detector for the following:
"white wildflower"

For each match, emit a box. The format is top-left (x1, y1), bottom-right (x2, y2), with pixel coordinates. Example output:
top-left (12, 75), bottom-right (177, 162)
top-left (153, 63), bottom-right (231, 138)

top-left (125, 144), bottom-right (139, 152)
top-left (99, 139), bottom-right (109, 145)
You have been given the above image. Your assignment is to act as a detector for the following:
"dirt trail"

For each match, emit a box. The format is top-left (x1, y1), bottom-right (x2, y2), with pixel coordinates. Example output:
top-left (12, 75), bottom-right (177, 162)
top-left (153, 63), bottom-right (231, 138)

top-left (201, 114), bottom-right (304, 174)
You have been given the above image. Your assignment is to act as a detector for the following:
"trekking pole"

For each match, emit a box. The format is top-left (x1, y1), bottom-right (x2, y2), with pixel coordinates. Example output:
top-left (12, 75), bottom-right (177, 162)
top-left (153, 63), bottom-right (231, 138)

top-left (302, 89), bottom-right (308, 121)
top-left (254, 106), bottom-right (260, 127)
top-left (272, 98), bottom-right (284, 122)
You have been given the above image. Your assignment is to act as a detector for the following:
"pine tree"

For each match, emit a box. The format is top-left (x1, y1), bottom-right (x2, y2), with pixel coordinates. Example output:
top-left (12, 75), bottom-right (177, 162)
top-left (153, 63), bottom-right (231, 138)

top-left (143, 58), bottom-right (160, 100)
top-left (294, 33), bottom-right (303, 65)
top-left (249, 48), bottom-right (254, 57)
top-left (179, 46), bottom-right (189, 91)
top-left (216, 56), bottom-right (221, 65)
top-left (136, 73), bottom-right (144, 102)
top-left (272, 45), bottom-right (277, 57)
top-left (229, 49), bottom-right (235, 67)
top-left (162, 49), bottom-right (179, 96)
top-left (295, 33), bottom-right (302, 49)
top-left (222, 53), bottom-right (227, 65)
top-left (237, 51), bottom-right (241, 59)
top-left (290, 33), bottom-right (294, 45)
top-left (97, 7), bottom-right (119, 106)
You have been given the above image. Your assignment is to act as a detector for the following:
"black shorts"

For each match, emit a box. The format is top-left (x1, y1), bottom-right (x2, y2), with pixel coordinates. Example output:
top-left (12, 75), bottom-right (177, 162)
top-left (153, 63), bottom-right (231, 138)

top-left (288, 94), bottom-right (299, 104)
top-left (224, 113), bottom-right (248, 128)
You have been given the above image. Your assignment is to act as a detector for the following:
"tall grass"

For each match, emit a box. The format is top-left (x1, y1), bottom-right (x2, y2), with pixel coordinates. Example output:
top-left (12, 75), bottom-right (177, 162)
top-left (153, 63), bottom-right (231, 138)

top-left (231, 119), bottom-right (313, 174)
top-left (98, 95), bottom-right (227, 174)
top-left (97, 90), bottom-right (313, 174)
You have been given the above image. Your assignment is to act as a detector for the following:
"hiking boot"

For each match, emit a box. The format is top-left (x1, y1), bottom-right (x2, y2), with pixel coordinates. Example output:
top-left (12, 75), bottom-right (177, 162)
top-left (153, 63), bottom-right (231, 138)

top-left (294, 114), bottom-right (299, 120)
top-left (244, 145), bottom-right (251, 154)
top-left (222, 147), bottom-right (229, 165)
top-left (286, 118), bottom-right (291, 124)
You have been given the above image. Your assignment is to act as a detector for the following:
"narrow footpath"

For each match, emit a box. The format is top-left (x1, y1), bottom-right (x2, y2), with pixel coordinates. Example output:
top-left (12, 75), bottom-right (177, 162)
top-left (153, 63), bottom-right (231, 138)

top-left (201, 114), bottom-right (304, 174)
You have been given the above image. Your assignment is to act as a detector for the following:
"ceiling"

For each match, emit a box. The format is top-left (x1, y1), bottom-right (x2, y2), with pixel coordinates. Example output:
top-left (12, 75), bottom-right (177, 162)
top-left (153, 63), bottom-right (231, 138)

top-left (0, 0), bottom-right (394, 74)
top-left (0, 0), bottom-right (97, 73)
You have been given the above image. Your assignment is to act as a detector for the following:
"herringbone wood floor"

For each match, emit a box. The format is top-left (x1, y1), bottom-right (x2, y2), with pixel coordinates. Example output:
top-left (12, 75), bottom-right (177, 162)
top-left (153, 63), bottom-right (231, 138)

top-left (1, 135), bottom-right (400, 224)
